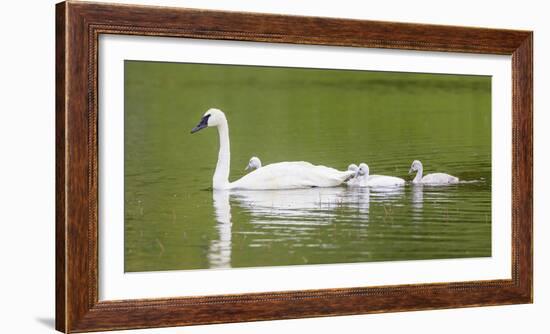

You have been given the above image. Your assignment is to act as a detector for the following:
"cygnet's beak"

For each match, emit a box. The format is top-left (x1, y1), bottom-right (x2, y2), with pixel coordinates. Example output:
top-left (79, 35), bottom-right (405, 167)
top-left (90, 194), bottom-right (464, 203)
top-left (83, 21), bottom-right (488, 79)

top-left (408, 167), bottom-right (414, 175)
top-left (245, 164), bottom-right (252, 172)
top-left (191, 114), bottom-right (210, 134)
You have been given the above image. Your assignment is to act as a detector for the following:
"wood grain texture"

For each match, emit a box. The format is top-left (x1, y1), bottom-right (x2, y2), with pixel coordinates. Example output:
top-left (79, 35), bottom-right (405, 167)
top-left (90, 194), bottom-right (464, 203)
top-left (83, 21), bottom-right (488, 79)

top-left (511, 34), bottom-right (533, 301)
top-left (55, 1), bottom-right (533, 332)
top-left (55, 2), bottom-right (67, 332)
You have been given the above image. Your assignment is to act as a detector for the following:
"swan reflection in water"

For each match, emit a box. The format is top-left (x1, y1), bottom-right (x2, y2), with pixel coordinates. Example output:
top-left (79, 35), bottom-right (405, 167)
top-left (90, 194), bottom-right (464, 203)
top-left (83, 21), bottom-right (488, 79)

top-left (208, 186), bottom-right (405, 269)
top-left (411, 184), bottom-right (424, 221)
top-left (232, 187), bottom-right (371, 220)
top-left (207, 190), bottom-right (232, 268)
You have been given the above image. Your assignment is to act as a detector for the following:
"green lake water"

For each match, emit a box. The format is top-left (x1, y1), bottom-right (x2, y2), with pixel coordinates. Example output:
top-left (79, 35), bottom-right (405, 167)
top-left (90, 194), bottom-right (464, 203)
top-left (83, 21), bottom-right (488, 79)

top-left (124, 60), bottom-right (491, 272)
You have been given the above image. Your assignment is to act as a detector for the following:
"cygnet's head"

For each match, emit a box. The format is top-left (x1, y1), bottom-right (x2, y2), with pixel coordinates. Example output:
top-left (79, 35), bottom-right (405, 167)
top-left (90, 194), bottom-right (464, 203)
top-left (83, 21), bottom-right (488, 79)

top-left (190, 108), bottom-right (226, 134)
top-left (358, 163), bottom-right (369, 177)
top-left (409, 160), bottom-right (423, 174)
top-left (348, 163), bottom-right (359, 177)
top-left (245, 156), bottom-right (262, 172)
top-left (347, 164), bottom-right (359, 172)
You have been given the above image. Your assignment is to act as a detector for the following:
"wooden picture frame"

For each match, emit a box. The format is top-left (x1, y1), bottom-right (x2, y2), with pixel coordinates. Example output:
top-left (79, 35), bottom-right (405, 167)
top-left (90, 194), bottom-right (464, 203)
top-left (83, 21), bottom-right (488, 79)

top-left (56, 1), bottom-right (532, 332)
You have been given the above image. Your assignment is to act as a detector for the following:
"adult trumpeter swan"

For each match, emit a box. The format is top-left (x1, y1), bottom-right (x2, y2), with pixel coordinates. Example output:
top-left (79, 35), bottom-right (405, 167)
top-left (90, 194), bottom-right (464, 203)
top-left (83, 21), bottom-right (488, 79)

top-left (349, 163), bottom-right (405, 187)
top-left (191, 108), bottom-right (356, 190)
top-left (245, 156), bottom-right (262, 171)
top-left (409, 160), bottom-right (459, 184)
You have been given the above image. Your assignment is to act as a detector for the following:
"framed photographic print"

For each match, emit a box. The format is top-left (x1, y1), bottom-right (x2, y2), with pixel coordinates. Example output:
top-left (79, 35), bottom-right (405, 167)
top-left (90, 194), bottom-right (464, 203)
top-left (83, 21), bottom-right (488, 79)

top-left (56, 1), bottom-right (532, 332)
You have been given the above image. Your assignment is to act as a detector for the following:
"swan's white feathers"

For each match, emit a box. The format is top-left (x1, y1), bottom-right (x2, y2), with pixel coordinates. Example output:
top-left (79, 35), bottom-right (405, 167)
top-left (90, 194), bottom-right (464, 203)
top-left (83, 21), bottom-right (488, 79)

top-left (417, 173), bottom-right (459, 184)
top-left (367, 174), bottom-right (406, 187)
top-left (347, 163), bottom-right (405, 188)
top-left (231, 161), bottom-right (355, 190)
top-left (409, 160), bottom-right (459, 185)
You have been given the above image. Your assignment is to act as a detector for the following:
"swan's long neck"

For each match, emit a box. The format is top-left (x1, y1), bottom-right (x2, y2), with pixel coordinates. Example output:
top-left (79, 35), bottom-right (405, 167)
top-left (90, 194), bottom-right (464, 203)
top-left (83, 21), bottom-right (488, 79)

top-left (213, 121), bottom-right (231, 190)
top-left (413, 164), bottom-right (423, 183)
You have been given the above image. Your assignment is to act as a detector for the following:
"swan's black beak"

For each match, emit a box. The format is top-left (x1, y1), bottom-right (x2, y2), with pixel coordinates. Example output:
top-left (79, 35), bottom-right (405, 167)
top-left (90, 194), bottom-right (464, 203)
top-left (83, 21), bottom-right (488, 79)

top-left (191, 114), bottom-right (210, 134)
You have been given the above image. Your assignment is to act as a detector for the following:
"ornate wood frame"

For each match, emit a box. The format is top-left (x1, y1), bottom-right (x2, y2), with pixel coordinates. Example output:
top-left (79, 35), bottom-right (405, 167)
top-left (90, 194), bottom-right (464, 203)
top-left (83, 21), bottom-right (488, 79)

top-left (56, 1), bottom-right (533, 332)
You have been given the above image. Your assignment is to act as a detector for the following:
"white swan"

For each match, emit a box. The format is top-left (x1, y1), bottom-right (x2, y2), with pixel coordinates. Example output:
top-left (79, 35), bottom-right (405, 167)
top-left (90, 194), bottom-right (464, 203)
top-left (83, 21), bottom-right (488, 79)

top-left (346, 164), bottom-right (364, 187)
top-left (245, 156), bottom-right (262, 171)
top-left (409, 160), bottom-right (459, 184)
top-left (191, 108), bottom-right (356, 190)
top-left (362, 163), bottom-right (406, 187)
top-left (349, 163), bottom-right (405, 187)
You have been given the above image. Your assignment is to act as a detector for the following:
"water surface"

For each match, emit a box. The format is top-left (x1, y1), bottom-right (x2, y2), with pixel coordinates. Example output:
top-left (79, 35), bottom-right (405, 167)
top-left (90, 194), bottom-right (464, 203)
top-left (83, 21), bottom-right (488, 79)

top-left (124, 61), bottom-right (491, 272)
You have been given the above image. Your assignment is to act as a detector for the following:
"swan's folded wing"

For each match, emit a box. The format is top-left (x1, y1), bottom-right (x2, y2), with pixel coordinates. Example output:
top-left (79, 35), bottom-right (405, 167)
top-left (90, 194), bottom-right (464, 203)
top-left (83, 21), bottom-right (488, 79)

top-left (367, 175), bottom-right (405, 187)
top-left (230, 162), bottom-right (353, 190)
top-left (308, 166), bottom-right (356, 187)
top-left (422, 173), bottom-right (459, 184)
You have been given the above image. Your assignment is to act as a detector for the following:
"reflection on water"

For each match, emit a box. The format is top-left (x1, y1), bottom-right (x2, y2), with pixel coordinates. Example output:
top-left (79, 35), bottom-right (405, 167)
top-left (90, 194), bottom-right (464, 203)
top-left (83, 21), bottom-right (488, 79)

top-left (232, 187), bottom-right (367, 219)
top-left (411, 184), bottom-right (424, 221)
top-left (208, 191), bottom-right (232, 268)
top-left (207, 183), bottom-right (488, 269)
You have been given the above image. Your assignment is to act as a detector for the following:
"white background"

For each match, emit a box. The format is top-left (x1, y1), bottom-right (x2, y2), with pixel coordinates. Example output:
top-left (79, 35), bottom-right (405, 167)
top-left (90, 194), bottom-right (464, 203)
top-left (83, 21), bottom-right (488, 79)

top-left (99, 35), bottom-right (512, 300)
top-left (0, 0), bottom-right (547, 333)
